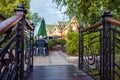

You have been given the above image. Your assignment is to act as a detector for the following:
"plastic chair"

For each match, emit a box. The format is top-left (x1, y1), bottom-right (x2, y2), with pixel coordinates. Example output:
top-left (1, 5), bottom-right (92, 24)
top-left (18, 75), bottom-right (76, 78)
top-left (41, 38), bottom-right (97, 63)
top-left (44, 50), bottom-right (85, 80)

top-left (35, 39), bottom-right (48, 56)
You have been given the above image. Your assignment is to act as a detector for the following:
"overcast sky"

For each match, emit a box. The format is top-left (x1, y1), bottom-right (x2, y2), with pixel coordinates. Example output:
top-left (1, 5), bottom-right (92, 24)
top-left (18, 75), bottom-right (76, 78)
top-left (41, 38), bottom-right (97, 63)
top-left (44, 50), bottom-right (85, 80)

top-left (30, 0), bottom-right (69, 24)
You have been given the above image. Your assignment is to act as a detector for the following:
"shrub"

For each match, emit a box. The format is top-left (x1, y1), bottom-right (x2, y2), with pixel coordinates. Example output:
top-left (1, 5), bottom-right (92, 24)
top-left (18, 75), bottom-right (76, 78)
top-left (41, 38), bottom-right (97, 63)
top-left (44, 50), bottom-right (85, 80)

top-left (66, 31), bottom-right (78, 56)
top-left (56, 38), bottom-right (66, 46)
top-left (48, 39), bottom-right (56, 50)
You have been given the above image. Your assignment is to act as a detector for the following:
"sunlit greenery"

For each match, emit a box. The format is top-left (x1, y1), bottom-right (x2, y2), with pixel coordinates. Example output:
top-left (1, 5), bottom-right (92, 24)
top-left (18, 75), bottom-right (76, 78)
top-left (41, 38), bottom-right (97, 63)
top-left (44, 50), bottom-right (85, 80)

top-left (84, 32), bottom-right (100, 55)
top-left (53, 0), bottom-right (120, 25)
top-left (66, 31), bottom-right (78, 56)
top-left (0, 0), bottom-right (30, 18)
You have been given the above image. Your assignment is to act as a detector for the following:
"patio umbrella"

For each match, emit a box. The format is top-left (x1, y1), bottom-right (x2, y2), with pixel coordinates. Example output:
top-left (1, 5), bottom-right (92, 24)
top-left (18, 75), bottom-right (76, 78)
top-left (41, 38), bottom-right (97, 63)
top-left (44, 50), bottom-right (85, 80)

top-left (37, 18), bottom-right (47, 38)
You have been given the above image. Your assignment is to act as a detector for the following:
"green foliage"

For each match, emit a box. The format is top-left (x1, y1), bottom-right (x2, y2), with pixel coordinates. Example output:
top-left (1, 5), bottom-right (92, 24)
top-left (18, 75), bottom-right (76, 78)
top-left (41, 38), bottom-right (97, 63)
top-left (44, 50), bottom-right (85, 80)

top-left (30, 13), bottom-right (41, 26)
top-left (66, 31), bottom-right (78, 56)
top-left (48, 39), bottom-right (66, 50)
top-left (84, 32), bottom-right (100, 55)
top-left (48, 39), bottom-right (56, 50)
top-left (66, 31), bottom-right (99, 56)
top-left (53, 0), bottom-right (120, 25)
top-left (0, 0), bottom-right (30, 18)
top-left (56, 38), bottom-right (66, 46)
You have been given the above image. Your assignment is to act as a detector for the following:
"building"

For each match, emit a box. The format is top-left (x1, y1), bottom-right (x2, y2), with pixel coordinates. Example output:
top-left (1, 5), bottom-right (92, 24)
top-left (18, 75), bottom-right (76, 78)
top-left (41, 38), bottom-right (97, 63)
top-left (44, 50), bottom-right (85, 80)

top-left (61, 16), bottom-right (79, 38)
top-left (47, 16), bottom-right (79, 38)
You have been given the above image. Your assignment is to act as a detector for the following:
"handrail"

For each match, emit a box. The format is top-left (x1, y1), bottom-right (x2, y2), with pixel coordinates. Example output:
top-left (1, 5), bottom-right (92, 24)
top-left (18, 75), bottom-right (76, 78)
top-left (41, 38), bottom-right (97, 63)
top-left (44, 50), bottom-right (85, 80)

top-left (79, 10), bottom-right (120, 80)
top-left (24, 27), bottom-right (33, 34)
top-left (80, 21), bottom-right (102, 32)
top-left (80, 18), bottom-right (120, 33)
top-left (0, 14), bottom-right (6, 20)
top-left (25, 19), bottom-right (33, 30)
top-left (0, 4), bottom-right (34, 80)
top-left (24, 27), bottom-right (31, 33)
top-left (106, 17), bottom-right (120, 26)
top-left (0, 14), bottom-right (22, 35)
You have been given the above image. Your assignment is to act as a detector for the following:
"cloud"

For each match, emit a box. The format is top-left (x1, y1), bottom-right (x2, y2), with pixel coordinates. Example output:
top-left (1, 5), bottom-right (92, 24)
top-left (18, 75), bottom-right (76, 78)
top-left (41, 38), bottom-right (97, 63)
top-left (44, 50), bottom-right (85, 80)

top-left (30, 0), bottom-right (69, 24)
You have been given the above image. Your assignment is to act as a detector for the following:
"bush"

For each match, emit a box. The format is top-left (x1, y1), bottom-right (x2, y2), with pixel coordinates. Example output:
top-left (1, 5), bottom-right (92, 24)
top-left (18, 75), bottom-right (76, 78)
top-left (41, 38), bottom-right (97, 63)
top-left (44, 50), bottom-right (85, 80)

top-left (56, 38), bottom-right (66, 46)
top-left (66, 31), bottom-right (78, 56)
top-left (48, 39), bottom-right (57, 50)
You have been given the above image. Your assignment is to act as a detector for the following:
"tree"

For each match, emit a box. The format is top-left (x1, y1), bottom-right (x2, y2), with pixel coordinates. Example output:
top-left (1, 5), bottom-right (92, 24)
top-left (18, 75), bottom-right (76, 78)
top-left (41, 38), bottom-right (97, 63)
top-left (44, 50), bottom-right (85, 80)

top-left (0, 0), bottom-right (30, 18)
top-left (53, 0), bottom-right (120, 25)
top-left (30, 13), bottom-right (41, 26)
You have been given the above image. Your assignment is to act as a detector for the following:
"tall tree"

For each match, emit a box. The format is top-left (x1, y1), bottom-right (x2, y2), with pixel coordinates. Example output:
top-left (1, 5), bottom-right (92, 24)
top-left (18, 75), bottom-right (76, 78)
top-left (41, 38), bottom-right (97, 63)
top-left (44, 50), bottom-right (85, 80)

top-left (30, 13), bottom-right (41, 26)
top-left (53, 0), bottom-right (120, 25)
top-left (0, 0), bottom-right (30, 18)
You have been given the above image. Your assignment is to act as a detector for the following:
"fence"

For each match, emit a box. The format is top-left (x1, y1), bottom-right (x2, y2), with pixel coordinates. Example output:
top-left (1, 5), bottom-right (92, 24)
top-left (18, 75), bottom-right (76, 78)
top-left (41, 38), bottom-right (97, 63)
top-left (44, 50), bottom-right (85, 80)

top-left (0, 4), bottom-right (34, 80)
top-left (78, 10), bottom-right (120, 80)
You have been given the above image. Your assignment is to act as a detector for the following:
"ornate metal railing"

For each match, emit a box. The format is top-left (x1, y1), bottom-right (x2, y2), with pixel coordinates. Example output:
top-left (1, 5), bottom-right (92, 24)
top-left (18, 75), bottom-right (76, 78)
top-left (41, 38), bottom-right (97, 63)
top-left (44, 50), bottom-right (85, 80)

top-left (78, 10), bottom-right (120, 80)
top-left (0, 4), bottom-right (34, 80)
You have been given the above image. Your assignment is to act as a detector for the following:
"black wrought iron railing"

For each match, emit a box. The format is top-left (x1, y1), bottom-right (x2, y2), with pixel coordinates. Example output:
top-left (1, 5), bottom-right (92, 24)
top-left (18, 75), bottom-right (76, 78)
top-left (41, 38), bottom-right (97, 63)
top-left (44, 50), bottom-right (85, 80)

top-left (0, 4), bottom-right (34, 80)
top-left (78, 10), bottom-right (120, 80)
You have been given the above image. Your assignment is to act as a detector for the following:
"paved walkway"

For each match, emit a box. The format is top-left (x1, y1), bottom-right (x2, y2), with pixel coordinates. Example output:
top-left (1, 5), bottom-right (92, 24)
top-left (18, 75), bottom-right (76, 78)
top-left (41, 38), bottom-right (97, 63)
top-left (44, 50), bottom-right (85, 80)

top-left (27, 51), bottom-right (94, 80)
top-left (33, 51), bottom-right (71, 66)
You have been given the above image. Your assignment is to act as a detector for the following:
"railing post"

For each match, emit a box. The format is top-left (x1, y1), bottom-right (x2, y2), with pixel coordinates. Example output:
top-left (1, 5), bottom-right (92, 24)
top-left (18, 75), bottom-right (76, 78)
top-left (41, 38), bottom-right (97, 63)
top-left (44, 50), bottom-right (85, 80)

top-left (101, 10), bottom-right (113, 80)
top-left (30, 24), bottom-right (32, 71)
top-left (14, 4), bottom-right (27, 80)
top-left (78, 25), bottom-right (84, 69)
top-left (30, 23), bottom-right (35, 71)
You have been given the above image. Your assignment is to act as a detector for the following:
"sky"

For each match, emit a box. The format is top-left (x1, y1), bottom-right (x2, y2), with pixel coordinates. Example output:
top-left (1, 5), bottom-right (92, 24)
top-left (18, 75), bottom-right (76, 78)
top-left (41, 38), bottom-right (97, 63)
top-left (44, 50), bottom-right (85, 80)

top-left (30, 0), bottom-right (69, 25)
